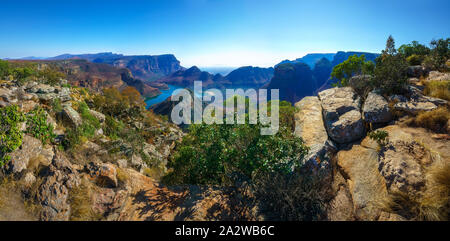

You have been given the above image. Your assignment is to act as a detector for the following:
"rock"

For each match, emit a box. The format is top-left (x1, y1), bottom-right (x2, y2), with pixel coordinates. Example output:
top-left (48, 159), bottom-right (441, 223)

top-left (58, 87), bottom-right (71, 102)
top-left (88, 162), bottom-right (118, 188)
top-left (390, 85), bottom-right (447, 114)
top-left (407, 65), bottom-right (427, 78)
top-left (23, 172), bottom-right (36, 187)
top-left (117, 159), bottom-right (128, 168)
top-left (318, 87), bottom-right (365, 144)
top-left (37, 152), bottom-right (81, 221)
top-left (131, 154), bottom-right (147, 171)
top-left (376, 126), bottom-right (430, 195)
top-left (362, 90), bottom-right (392, 124)
top-left (19, 100), bottom-right (38, 112)
top-left (378, 211), bottom-right (407, 221)
top-left (425, 71), bottom-right (450, 83)
top-left (337, 144), bottom-right (388, 220)
top-left (7, 135), bottom-right (43, 173)
top-left (294, 96), bottom-right (336, 172)
top-left (28, 84), bottom-right (55, 94)
top-left (408, 77), bottom-right (420, 84)
top-left (61, 106), bottom-right (82, 128)
top-left (88, 109), bottom-right (105, 123)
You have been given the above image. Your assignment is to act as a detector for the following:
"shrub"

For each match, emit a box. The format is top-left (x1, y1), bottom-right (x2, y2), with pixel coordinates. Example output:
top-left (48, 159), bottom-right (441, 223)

top-left (0, 60), bottom-right (10, 78)
top-left (408, 107), bottom-right (450, 133)
top-left (25, 107), bottom-right (55, 144)
top-left (163, 122), bottom-right (309, 185)
top-left (251, 172), bottom-right (329, 221)
top-left (368, 130), bottom-right (389, 146)
top-left (406, 54), bottom-right (423, 66)
top-left (373, 35), bottom-right (409, 95)
top-left (37, 67), bottom-right (65, 86)
top-left (104, 116), bottom-right (124, 140)
top-left (398, 41), bottom-right (430, 58)
top-left (78, 102), bottom-right (100, 129)
top-left (0, 105), bottom-right (25, 166)
top-left (12, 67), bottom-right (34, 85)
top-left (427, 38), bottom-right (450, 71)
top-left (424, 81), bottom-right (450, 101)
top-left (51, 98), bottom-right (63, 113)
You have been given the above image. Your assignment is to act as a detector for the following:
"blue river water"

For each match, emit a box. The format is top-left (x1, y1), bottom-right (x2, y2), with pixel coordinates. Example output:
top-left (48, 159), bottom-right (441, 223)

top-left (145, 84), bottom-right (258, 109)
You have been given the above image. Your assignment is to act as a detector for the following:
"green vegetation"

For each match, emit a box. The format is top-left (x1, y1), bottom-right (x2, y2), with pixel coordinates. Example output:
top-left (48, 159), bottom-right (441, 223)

top-left (0, 105), bottom-right (25, 166)
top-left (424, 38), bottom-right (450, 71)
top-left (373, 35), bottom-right (409, 95)
top-left (164, 102), bottom-right (308, 185)
top-left (368, 129), bottom-right (389, 147)
top-left (0, 60), bottom-right (10, 78)
top-left (331, 54), bottom-right (375, 87)
top-left (398, 40), bottom-right (430, 65)
top-left (25, 107), bottom-right (55, 144)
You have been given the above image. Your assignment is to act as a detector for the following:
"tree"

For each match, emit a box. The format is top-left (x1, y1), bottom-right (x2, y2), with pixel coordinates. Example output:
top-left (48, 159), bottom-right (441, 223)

top-left (330, 54), bottom-right (375, 87)
top-left (0, 60), bottom-right (10, 78)
top-left (427, 38), bottom-right (450, 70)
top-left (373, 36), bottom-right (408, 95)
top-left (398, 40), bottom-right (430, 57)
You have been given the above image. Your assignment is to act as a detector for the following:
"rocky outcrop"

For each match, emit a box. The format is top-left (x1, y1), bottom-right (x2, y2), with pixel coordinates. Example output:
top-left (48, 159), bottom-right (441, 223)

top-left (337, 143), bottom-right (388, 220)
top-left (318, 87), bottom-right (365, 144)
top-left (294, 96), bottom-right (336, 172)
top-left (37, 152), bottom-right (81, 221)
top-left (363, 90), bottom-right (392, 124)
top-left (424, 71), bottom-right (450, 83)
top-left (390, 86), bottom-right (447, 114)
top-left (61, 106), bottom-right (82, 128)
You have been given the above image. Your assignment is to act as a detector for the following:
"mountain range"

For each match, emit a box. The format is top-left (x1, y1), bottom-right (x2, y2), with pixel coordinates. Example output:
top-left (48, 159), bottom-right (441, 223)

top-left (266, 51), bottom-right (379, 103)
top-left (157, 66), bottom-right (274, 89)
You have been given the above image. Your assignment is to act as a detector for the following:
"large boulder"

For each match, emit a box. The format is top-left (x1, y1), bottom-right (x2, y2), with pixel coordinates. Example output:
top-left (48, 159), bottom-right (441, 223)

top-left (337, 144), bottom-right (388, 220)
top-left (362, 90), bottom-right (392, 124)
top-left (294, 96), bottom-right (336, 172)
top-left (36, 152), bottom-right (81, 221)
top-left (61, 106), bottom-right (82, 128)
top-left (7, 135), bottom-right (43, 173)
top-left (88, 109), bottom-right (105, 123)
top-left (318, 87), bottom-right (365, 144)
top-left (87, 162), bottom-right (118, 188)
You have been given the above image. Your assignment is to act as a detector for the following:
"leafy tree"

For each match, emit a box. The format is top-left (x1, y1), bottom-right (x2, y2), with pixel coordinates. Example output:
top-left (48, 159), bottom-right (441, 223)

top-left (426, 38), bottom-right (450, 70)
top-left (398, 40), bottom-right (430, 58)
top-left (331, 54), bottom-right (375, 87)
top-left (373, 36), bottom-right (409, 95)
top-left (12, 67), bottom-right (34, 85)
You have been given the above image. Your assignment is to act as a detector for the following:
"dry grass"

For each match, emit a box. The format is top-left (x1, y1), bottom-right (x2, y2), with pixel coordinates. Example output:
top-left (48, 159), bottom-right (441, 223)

top-left (251, 172), bottom-right (331, 221)
top-left (116, 167), bottom-right (129, 184)
top-left (383, 160), bottom-right (450, 221)
top-left (68, 178), bottom-right (103, 221)
top-left (424, 80), bottom-right (450, 101)
top-left (405, 107), bottom-right (450, 133)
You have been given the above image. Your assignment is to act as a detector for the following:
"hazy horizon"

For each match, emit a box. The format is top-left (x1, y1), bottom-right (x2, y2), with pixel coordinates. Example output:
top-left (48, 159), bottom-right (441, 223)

top-left (1, 0), bottom-right (449, 67)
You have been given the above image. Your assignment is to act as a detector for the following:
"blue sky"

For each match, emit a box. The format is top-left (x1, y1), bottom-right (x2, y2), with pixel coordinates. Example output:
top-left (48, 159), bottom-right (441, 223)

top-left (0, 0), bottom-right (449, 67)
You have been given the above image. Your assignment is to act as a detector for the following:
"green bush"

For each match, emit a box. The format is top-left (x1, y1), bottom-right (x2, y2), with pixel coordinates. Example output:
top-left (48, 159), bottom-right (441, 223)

top-left (163, 122), bottom-right (309, 185)
top-left (12, 67), bottom-right (34, 85)
top-left (0, 60), bottom-right (10, 79)
top-left (427, 38), bottom-right (450, 71)
top-left (78, 102), bottom-right (100, 129)
top-left (104, 116), bottom-right (124, 140)
top-left (0, 105), bottom-right (25, 166)
top-left (373, 36), bottom-right (409, 95)
top-left (368, 130), bottom-right (389, 146)
top-left (51, 98), bottom-right (63, 113)
top-left (406, 54), bottom-right (423, 66)
top-left (25, 107), bottom-right (55, 144)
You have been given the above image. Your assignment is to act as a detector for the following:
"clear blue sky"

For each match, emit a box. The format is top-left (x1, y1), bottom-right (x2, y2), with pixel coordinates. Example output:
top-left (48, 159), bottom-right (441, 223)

top-left (1, 0), bottom-right (448, 67)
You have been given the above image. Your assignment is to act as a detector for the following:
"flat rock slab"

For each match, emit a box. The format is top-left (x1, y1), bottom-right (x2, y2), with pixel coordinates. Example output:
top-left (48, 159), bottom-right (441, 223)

top-left (337, 144), bottom-right (387, 220)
